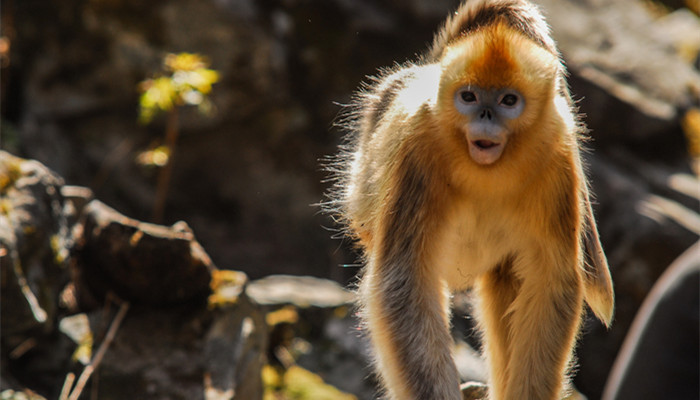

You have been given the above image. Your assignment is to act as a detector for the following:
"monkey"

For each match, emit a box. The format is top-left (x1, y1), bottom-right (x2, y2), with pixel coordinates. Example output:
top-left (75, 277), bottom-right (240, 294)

top-left (324, 0), bottom-right (614, 399)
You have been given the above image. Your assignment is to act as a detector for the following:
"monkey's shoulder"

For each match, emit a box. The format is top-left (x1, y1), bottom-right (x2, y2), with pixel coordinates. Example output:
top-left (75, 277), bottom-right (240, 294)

top-left (356, 63), bottom-right (441, 133)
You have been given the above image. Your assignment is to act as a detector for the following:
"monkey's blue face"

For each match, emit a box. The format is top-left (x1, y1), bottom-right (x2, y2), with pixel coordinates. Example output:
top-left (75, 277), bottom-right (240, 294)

top-left (453, 85), bottom-right (525, 165)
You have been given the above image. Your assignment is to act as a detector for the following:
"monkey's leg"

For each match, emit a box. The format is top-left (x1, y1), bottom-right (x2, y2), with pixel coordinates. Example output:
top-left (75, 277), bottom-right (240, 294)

top-left (503, 254), bottom-right (583, 400)
top-left (477, 258), bottom-right (520, 400)
top-left (361, 256), bottom-right (461, 400)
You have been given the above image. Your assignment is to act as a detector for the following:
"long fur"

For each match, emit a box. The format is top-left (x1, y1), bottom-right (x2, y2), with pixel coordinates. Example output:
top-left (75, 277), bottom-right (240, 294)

top-left (322, 1), bottom-right (614, 399)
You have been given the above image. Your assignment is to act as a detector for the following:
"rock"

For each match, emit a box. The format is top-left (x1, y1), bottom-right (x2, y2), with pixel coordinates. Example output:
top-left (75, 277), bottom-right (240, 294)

top-left (538, 0), bottom-right (700, 153)
top-left (205, 271), bottom-right (267, 400)
top-left (0, 151), bottom-right (78, 397)
top-left (59, 185), bottom-right (94, 228)
top-left (0, 327), bottom-right (77, 399)
top-left (62, 250), bottom-right (266, 400)
top-left (294, 310), bottom-right (376, 400)
top-left (0, 153), bottom-right (267, 399)
top-left (0, 152), bottom-right (108, 399)
top-left (574, 151), bottom-right (700, 397)
top-left (0, 390), bottom-right (47, 400)
top-left (57, 313), bottom-right (92, 365)
top-left (72, 200), bottom-right (215, 308)
top-left (454, 340), bottom-right (487, 385)
top-left (246, 274), bottom-right (354, 308)
top-left (601, 242), bottom-right (700, 399)
top-left (458, 380), bottom-right (588, 400)
top-left (0, 151), bottom-right (71, 335)
top-left (460, 381), bottom-right (488, 400)
top-left (247, 274), bottom-right (376, 399)
top-left (68, 199), bottom-right (268, 399)
top-left (92, 290), bottom-right (267, 400)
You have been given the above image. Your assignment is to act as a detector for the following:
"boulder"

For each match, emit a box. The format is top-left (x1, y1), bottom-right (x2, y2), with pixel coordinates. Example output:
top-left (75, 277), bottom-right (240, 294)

top-left (0, 151), bottom-right (76, 397)
top-left (247, 275), bottom-right (374, 399)
top-left (0, 152), bottom-right (267, 400)
top-left (92, 280), bottom-right (266, 400)
top-left (539, 0), bottom-right (700, 159)
top-left (0, 150), bottom-right (71, 336)
top-left (72, 199), bottom-right (215, 308)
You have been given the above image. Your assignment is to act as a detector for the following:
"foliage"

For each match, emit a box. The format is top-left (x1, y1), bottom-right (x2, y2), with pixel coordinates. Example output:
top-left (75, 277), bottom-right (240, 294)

top-left (0, 156), bottom-right (22, 195)
top-left (135, 145), bottom-right (170, 168)
top-left (138, 52), bottom-right (219, 125)
top-left (684, 108), bottom-right (700, 174)
top-left (207, 269), bottom-right (248, 308)
top-left (262, 365), bottom-right (357, 400)
top-left (136, 52), bottom-right (219, 222)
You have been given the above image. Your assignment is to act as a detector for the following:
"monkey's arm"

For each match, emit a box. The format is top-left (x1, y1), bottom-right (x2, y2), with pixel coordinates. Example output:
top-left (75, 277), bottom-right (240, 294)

top-left (359, 141), bottom-right (461, 400)
top-left (582, 194), bottom-right (614, 326)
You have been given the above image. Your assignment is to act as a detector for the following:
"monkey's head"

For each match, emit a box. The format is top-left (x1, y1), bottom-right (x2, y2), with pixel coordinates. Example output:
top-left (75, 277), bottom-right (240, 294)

top-left (436, 23), bottom-right (561, 166)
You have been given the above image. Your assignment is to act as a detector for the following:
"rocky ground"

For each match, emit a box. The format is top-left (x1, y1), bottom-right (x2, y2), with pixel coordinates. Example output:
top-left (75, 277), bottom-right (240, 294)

top-left (1, 0), bottom-right (699, 399)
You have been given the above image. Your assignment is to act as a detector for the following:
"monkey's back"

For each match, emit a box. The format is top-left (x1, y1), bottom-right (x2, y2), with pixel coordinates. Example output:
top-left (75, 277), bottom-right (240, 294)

top-left (341, 63), bottom-right (443, 247)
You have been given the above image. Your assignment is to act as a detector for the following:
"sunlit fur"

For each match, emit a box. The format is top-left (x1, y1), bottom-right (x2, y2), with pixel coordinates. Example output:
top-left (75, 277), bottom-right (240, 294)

top-left (324, 1), bottom-right (614, 399)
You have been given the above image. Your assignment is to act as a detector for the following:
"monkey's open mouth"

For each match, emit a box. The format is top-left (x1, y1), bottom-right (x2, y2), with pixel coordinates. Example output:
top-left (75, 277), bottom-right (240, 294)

top-left (468, 139), bottom-right (505, 165)
top-left (474, 140), bottom-right (498, 149)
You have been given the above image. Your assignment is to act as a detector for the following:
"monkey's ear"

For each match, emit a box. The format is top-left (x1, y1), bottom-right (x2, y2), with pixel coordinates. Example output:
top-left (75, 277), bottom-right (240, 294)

top-left (581, 195), bottom-right (614, 327)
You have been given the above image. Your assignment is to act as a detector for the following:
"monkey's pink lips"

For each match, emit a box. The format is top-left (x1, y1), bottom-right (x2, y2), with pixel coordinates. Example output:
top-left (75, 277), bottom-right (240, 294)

top-left (474, 140), bottom-right (498, 149)
top-left (468, 139), bottom-right (505, 165)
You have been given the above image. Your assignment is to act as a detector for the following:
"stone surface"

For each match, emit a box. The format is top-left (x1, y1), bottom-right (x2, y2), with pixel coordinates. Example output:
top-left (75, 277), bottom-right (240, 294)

top-left (460, 381), bottom-right (488, 400)
top-left (0, 153), bottom-right (267, 400)
top-left (248, 274), bottom-right (376, 399)
top-left (247, 274), bottom-right (354, 308)
top-left (73, 199), bottom-right (215, 308)
top-left (92, 296), bottom-right (266, 400)
top-left (0, 151), bottom-right (71, 335)
top-left (0, 151), bottom-right (76, 397)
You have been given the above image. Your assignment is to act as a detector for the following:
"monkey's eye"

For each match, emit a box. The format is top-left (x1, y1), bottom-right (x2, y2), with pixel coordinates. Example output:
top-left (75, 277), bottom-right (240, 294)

top-left (499, 94), bottom-right (519, 107)
top-left (459, 90), bottom-right (477, 103)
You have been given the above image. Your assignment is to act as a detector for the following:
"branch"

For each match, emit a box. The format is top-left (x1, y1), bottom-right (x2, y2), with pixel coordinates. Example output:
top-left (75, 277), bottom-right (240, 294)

top-left (59, 373), bottom-right (75, 400)
top-left (67, 301), bottom-right (130, 400)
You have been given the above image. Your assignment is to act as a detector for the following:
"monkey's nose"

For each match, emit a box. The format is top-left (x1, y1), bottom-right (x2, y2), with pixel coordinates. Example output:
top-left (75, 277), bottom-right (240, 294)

top-left (479, 109), bottom-right (493, 121)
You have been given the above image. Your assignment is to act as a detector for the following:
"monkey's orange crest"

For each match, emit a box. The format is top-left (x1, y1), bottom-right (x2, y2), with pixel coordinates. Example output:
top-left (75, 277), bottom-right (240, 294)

top-left (324, 1), bottom-right (614, 399)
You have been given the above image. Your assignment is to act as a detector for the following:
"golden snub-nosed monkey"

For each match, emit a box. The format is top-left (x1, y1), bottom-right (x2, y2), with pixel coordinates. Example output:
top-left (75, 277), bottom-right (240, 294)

top-left (324, 0), bottom-right (614, 399)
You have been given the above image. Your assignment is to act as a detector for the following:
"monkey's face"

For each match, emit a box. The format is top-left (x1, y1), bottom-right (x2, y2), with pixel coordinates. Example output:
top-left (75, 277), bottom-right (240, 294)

top-left (453, 85), bottom-right (524, 165)
top-left (436, 23), bottom-right (559, 167)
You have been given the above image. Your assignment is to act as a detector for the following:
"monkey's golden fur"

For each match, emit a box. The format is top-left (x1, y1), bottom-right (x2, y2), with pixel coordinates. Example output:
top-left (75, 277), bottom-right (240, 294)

top-left (325, 1), bottom-right (614, 399)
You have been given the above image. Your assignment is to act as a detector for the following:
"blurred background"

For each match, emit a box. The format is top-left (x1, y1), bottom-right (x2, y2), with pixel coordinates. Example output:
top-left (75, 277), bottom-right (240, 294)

top-left (1, 0), bottom-right (698, 399)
